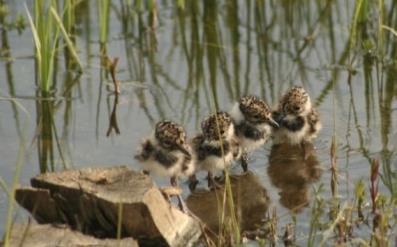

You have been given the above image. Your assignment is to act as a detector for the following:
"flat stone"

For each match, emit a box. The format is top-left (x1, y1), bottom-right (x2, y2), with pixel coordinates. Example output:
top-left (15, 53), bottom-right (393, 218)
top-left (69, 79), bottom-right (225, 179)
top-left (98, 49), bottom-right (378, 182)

top-left (15, 166), bottom-right (202, 247)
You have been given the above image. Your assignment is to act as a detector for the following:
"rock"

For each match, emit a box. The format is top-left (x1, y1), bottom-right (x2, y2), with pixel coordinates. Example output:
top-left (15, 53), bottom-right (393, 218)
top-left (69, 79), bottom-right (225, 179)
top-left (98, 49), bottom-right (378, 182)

top-left (5, 223), bottom-right (138, 247)
top-left (15, 166), bottom-right (202, 247)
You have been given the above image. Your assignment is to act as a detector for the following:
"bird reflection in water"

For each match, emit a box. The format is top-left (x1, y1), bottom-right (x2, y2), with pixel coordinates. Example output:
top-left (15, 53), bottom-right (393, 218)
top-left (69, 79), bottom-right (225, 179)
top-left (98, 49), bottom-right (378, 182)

top-left (186, 171), bottom-right (270, 234)
top-left (267, 142), bottom-right (322, 213)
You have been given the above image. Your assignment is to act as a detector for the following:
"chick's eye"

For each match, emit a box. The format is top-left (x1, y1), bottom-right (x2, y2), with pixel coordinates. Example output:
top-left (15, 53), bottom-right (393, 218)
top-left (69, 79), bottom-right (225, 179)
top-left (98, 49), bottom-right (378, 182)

top-left (294, 106), bottom-right (301, 111)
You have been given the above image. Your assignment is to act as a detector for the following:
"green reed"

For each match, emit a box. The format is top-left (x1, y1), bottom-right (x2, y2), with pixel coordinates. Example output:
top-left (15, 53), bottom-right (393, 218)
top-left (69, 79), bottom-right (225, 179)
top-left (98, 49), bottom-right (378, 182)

top-left (26, 1), bottom-right (81, 92)
top-left (25, 1), bottom-right (81, 172)
top-left (27, 0), bottom-right (59, 93)
top-left (200, 0), bottom-right (241, 245)
top-left (2, 123), bottom-right (27, 247)
top-left (307, 184), bottom-right (325, 247)
top-left (63, 0), bottom-right (75, 35)
top-left (98, 0), bottom-right (110, 45)
top-left (62, 0), bottom-right (79, 68)
top-left (25, 1), bottom-right (58, 172)
top-left (51, 6), bottom-right (82, 70)
top-left (350, 0), bottom-right (368, 50)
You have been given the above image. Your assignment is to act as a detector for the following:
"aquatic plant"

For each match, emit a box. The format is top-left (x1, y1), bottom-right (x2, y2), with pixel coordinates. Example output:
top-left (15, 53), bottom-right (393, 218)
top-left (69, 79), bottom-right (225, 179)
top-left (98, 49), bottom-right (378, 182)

top-left (98, 0), bottom-right (110, 45)
top-left (2, 124), bottom-right (27, 247)
top-left (26, 1), bottom-right (81, 93)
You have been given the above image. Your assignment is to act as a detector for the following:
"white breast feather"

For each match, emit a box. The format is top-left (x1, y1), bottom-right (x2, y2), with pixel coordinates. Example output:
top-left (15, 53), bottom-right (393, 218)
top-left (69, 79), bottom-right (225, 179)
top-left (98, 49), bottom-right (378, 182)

top-left (197, 151), bottom-right (234, 174)
top-left (237, 123), bottom-right (272, 151)
top-left (138, 133), bottom-right (193, 178)
top-left (194, 131), bottom-right (236, 174)
top-left (272, 116), bottom-right (310, 145)
top-left (229, 103), bottom-right (244, 124)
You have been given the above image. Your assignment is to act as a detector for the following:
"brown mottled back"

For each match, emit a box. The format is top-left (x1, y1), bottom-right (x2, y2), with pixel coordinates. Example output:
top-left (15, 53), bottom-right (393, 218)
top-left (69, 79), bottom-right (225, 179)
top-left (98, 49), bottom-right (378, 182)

top-left (201, 112), bottom-right (233, 141)
top-left (239, 95), bottom-right (272, 124)
top-left (155, 120), bottom-right (187, 149)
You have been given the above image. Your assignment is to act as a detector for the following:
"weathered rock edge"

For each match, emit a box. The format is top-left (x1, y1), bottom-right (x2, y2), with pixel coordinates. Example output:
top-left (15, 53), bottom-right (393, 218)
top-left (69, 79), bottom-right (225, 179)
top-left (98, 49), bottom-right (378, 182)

top-left (5, 223), bottom-right (138, 247)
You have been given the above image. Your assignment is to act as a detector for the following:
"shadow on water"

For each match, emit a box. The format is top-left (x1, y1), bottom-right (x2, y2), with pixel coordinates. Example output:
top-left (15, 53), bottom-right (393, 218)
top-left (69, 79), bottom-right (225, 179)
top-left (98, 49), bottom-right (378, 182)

top-left (186, 172), bottom-right (269, 234)
top-left (268, 142), bottom-right (322, 213)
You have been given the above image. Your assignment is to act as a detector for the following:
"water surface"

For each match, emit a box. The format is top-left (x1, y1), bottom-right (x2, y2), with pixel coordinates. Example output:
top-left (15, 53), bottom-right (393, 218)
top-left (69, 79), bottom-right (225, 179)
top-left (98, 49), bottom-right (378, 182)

top-left (1, 0), bottom-right (396, 245)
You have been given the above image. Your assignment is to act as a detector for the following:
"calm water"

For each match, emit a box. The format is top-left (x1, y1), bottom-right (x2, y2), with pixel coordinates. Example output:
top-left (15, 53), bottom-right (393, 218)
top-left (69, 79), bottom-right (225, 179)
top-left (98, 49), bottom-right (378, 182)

top-left (1, 0), bottom-right (397, 245)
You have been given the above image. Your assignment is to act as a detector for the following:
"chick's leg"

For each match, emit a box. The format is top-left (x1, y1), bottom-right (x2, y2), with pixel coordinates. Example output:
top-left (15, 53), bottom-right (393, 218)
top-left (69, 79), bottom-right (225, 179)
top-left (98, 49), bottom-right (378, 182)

top-left (170, 176), bottom-right (189, 213)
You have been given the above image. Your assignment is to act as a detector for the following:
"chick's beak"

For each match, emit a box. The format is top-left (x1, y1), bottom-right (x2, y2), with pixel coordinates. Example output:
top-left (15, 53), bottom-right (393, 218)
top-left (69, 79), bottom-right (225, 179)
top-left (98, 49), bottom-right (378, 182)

top-left (177, 144), bottom-right (191, 157)
top-left (267, 117), bottom-right (280, 128)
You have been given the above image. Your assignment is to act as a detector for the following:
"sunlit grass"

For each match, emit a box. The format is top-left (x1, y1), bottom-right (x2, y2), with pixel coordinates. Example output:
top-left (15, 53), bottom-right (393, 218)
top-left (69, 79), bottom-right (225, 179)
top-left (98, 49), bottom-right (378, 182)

top-left (62, 0), bottom-right (75, 35)
top-left (26, 0), bottom-right (59, 93)
top-left (50, 7), bottom-right (82, 70)
top-left (24, 1), bottom-right (81, 173)
top-left (98, 0), bottom-right (110, 45)
top-left (381, 25), bottom-right (397, 37)
top-left (26, 1), bottom-right (82, 93)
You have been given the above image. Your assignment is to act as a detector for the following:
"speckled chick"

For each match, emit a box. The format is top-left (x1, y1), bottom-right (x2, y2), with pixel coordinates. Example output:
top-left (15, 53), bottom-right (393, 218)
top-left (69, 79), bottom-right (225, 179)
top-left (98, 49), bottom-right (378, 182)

top-left (135, 120), bottom-right (194, 212)
top-left (272, 86), bottom-right (322, 145)
top-left (229, 95), bottom-right (279, 172)
top-left (189, 112), bottom-right (240, 190)
top-left (135, 120), bottom-right (194, 180)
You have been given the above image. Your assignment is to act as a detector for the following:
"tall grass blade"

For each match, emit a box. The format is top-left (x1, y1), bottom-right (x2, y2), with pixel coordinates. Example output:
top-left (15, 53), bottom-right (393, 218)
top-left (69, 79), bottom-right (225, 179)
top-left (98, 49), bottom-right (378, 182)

top-left (28, 1), bottom-right (61, 92)
top-left (381, 25), bottom-right (397, 37)
top-left (349, 0), bottom-right (365, 49)
top-left (50, 7), bottom-right (82, 70)
top-left (3, 122), bottom-right (27, 246)
top-left (98, 0), bottom-right (110, 44)
top-left (24, 4), bottom-right (41, 68)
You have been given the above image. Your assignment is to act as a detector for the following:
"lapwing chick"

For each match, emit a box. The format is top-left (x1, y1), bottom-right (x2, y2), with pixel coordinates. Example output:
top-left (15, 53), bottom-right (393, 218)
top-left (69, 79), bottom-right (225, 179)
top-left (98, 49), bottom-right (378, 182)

top-left (189, 112), bottom-right (239, 190)
top-left (272, 86), bottom-right (322, 157)
top-left (229, 95), bottom-right (279, 172)
top-left (135, 120), bottom-right (194, 212)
